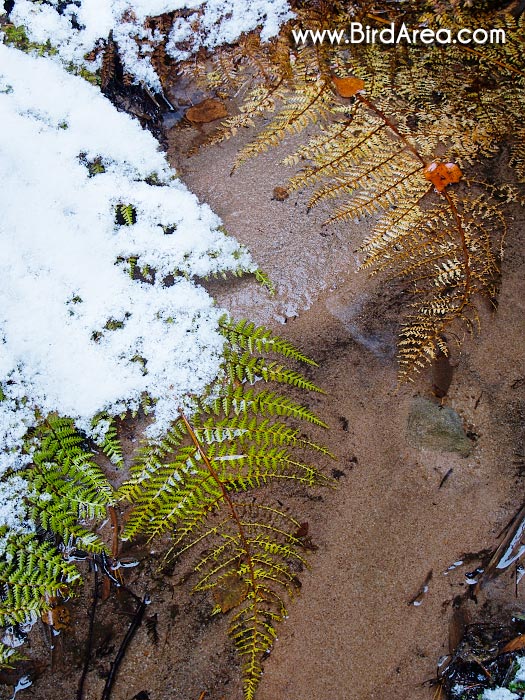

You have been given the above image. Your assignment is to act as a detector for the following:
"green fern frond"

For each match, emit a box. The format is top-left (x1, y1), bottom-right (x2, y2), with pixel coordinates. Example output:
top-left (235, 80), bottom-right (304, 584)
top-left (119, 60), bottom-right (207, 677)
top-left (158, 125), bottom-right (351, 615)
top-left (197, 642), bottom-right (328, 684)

top-left (23, 417), bottom-right (114, 551)
top-left (220, 317), bottom-right (316, 365)
top-left (120, 320), bottom-right (331, 698)
top-left (223, 351), bottom-right (323, 393)
top-left (0, 642), bottom-right (25, 670)
top-left (254, 269), bottom-right (276, 295)
top-left (204, 385), bottom-right (328, 427)
top-left (92, 413), bottom-right (124, 466)
top-left (116, 203), bottom-right (136, 226)
top-left (0, 533), bottom-right (81, 627)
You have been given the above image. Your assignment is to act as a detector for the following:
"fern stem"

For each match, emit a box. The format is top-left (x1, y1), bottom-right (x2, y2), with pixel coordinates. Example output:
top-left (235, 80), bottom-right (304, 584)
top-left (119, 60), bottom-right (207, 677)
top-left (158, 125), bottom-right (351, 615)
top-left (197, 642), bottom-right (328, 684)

top-left (76, 567), bottom-right (98, 700)
top-left (459, 45), bottom-right (525, 78)
top-left (178, 411), bottom-right (262, 648)
top-left (356, 93), bottom-right (427, 166)
top-left (442, 189), bottom-right (472, 310)
top-left (178, 412), bottom-right (258, 582)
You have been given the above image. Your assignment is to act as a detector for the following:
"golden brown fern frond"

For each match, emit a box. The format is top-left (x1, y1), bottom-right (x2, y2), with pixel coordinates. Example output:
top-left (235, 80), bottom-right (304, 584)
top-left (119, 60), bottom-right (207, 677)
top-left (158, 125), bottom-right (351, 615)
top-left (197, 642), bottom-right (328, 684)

top-left (100, 33), bottom-right (117, 92)
top-left (226, 47), bottom-right (335, 170)
top-left (363, 191), bottom-right (505, 378)
top-left (187, 1), bottom-right (523, 380)
top-left (145, 12), bottom-right (175, 91)
top-left (509, 127), bottom-right (525, 181)
top-left (289, 86), bottom-right (506, 377)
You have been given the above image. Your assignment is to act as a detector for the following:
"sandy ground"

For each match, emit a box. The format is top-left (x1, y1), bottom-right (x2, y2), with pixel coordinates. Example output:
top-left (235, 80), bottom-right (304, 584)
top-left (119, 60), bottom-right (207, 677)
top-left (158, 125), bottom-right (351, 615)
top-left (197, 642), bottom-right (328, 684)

top-left (14, 116), bottom-right (525, 700)
top-left (167, 124), bottom-right (525, 700)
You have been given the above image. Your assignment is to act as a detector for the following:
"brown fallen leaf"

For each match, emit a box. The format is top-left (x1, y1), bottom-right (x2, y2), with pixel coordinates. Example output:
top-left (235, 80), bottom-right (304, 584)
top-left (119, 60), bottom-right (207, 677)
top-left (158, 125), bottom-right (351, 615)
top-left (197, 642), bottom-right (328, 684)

top-left (500, 634), bottom-right (525, 654)
top-left (332, 75), bottom-right (365, 98)
top-left (186, 98), bottom-right (227, 124)
top-left (41, 604), bottom-right (71, 631)
top-left (213, 572), bottom-right (248, 613)
top-left (294, 522), bottom-right (309, 539)
top-left (449, 607), bottom-right (468, 655)
top-left (272, 186), bottom-right (289, 201)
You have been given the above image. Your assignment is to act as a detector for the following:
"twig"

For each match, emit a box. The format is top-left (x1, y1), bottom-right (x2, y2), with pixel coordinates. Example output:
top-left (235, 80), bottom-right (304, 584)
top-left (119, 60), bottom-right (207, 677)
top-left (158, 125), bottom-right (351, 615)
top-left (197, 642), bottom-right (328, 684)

top-left (101, 593), bottom-right (150, 700)
top-left (438, 468), bottom-right (453, 489)
top-left (77, 567), bottom-right (99, 700)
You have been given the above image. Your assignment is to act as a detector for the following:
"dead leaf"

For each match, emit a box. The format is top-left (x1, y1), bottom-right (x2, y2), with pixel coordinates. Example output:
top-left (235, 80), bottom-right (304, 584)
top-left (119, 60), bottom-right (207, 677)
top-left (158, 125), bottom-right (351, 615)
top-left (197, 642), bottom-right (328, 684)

top-left (186, 98), bottom-right (227, 124)
top-left (213, 572), bottom-right (248, 613)
top-left (332, 76), bottom-right (365, 98)
top-left (424, 162), bottom-right (463, 192)
top-left (449, 607), bottom-right (468, 654)
top-left (41, 604), bottom-right (71, 630)
top-left (272, 186), bottom-right (289, 201)
top-left (294, 522), bottom-right (309, 539)
top-left (501, 634), bottom-right (525, 654)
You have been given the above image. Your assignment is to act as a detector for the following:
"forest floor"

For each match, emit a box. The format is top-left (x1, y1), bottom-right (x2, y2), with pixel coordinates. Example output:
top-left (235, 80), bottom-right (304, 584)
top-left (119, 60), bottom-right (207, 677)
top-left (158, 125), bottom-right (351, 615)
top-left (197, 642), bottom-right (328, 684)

top-left (8, 106), bottom-right (525, 700)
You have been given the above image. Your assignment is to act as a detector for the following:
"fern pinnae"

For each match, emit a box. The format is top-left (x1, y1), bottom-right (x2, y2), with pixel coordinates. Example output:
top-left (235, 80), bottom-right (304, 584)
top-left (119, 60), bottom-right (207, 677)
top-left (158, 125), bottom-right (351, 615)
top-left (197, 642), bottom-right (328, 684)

top-left (206, 386), bottom-right (327, 428)
top-left (223, 351), bottom-right (323, 393)
top-left (120, 320), bottom-right (331, 698)
top-left (219, 317), bottom-right (317, 366)
top-left (0, 534), bottom-right (81, 627)
top-left (24, 417), bottom-right (114, 551)
top-left (92, 413), bottom-right (124, 466)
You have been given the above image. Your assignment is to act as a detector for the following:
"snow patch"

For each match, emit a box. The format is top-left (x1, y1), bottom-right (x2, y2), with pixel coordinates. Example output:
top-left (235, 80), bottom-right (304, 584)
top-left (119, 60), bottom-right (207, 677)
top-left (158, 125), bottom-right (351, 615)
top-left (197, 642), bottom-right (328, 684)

top-left (0, 43), bottom-right (255, 537)
top-left (9, 0), bottom-right (293, 89)
top-left (482, 688), bottom-right (520, 700)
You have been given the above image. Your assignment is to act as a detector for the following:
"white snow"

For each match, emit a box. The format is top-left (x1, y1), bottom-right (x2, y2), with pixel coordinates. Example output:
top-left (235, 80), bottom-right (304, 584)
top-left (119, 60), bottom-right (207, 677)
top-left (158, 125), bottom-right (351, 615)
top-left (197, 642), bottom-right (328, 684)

top-left (514, 656), bottom-right (525, 682)
top-left (482, 688), bottom-right (520, 700)
top-left (0, 42), bottom-right (255, 537)
top-left (9, 0), bottom-right (293, 89)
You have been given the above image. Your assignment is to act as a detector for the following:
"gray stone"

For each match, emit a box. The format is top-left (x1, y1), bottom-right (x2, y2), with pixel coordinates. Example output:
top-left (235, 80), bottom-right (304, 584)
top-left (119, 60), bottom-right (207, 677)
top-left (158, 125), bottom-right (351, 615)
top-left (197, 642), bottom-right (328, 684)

top-left (407, 397), bottom-right (473, 457)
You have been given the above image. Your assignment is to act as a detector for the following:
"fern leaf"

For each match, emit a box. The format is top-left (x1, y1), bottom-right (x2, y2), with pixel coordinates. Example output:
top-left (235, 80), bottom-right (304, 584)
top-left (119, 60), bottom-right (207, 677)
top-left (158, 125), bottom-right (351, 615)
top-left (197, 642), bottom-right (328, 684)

top-left (0, 534), bottom-right (81, 627)
top-left (220, 316), bottom-right (317, 365)
top-left (92, 413), bottom-right (124, 466)
top-left (116, 203), bottom-right (136, 226)
top-left (24, 417), bottom-right (114, 551)
top-left (206, 385), bottom-right (328, 427)
top-left (0, 643), bottom-right (25, 670)
top-left (204, 0), bottom-right (523, 380)
top-left (120, 320), bottom-right (331, 698)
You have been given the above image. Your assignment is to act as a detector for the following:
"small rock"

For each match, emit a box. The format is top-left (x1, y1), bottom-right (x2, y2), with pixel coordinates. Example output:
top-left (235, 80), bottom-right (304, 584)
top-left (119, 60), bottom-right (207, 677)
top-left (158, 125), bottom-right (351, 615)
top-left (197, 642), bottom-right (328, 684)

top-left (407, 397), bottom-right (473, 457)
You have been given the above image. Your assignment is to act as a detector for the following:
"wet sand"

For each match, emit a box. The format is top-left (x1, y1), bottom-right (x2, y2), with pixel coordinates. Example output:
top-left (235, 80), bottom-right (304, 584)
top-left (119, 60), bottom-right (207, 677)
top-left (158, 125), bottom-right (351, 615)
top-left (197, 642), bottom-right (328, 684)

top-left (167, 124), bottom-right (525, 700)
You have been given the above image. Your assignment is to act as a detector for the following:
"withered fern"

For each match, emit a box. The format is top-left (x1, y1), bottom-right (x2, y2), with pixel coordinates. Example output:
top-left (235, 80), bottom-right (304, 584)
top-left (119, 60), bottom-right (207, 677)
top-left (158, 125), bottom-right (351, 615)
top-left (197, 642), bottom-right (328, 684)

top-left (119, 318), bottom-right (332, 699)
top-left (191, 0), bottom-right (524, 380)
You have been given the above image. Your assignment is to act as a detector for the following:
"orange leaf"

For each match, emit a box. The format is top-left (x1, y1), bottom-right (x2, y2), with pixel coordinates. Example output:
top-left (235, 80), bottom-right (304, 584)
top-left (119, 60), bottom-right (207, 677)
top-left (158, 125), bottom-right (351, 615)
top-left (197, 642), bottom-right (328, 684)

top-left (424, 162), bottom-right (463, 192)
top-left (332, 76), bottom-right (365, 98)
top-left (272, 186), bottom-right (289, 201)
top-left (41, 604), bottom-right (71, 630)
top-left (501, 634), bottom-right (525, 653)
